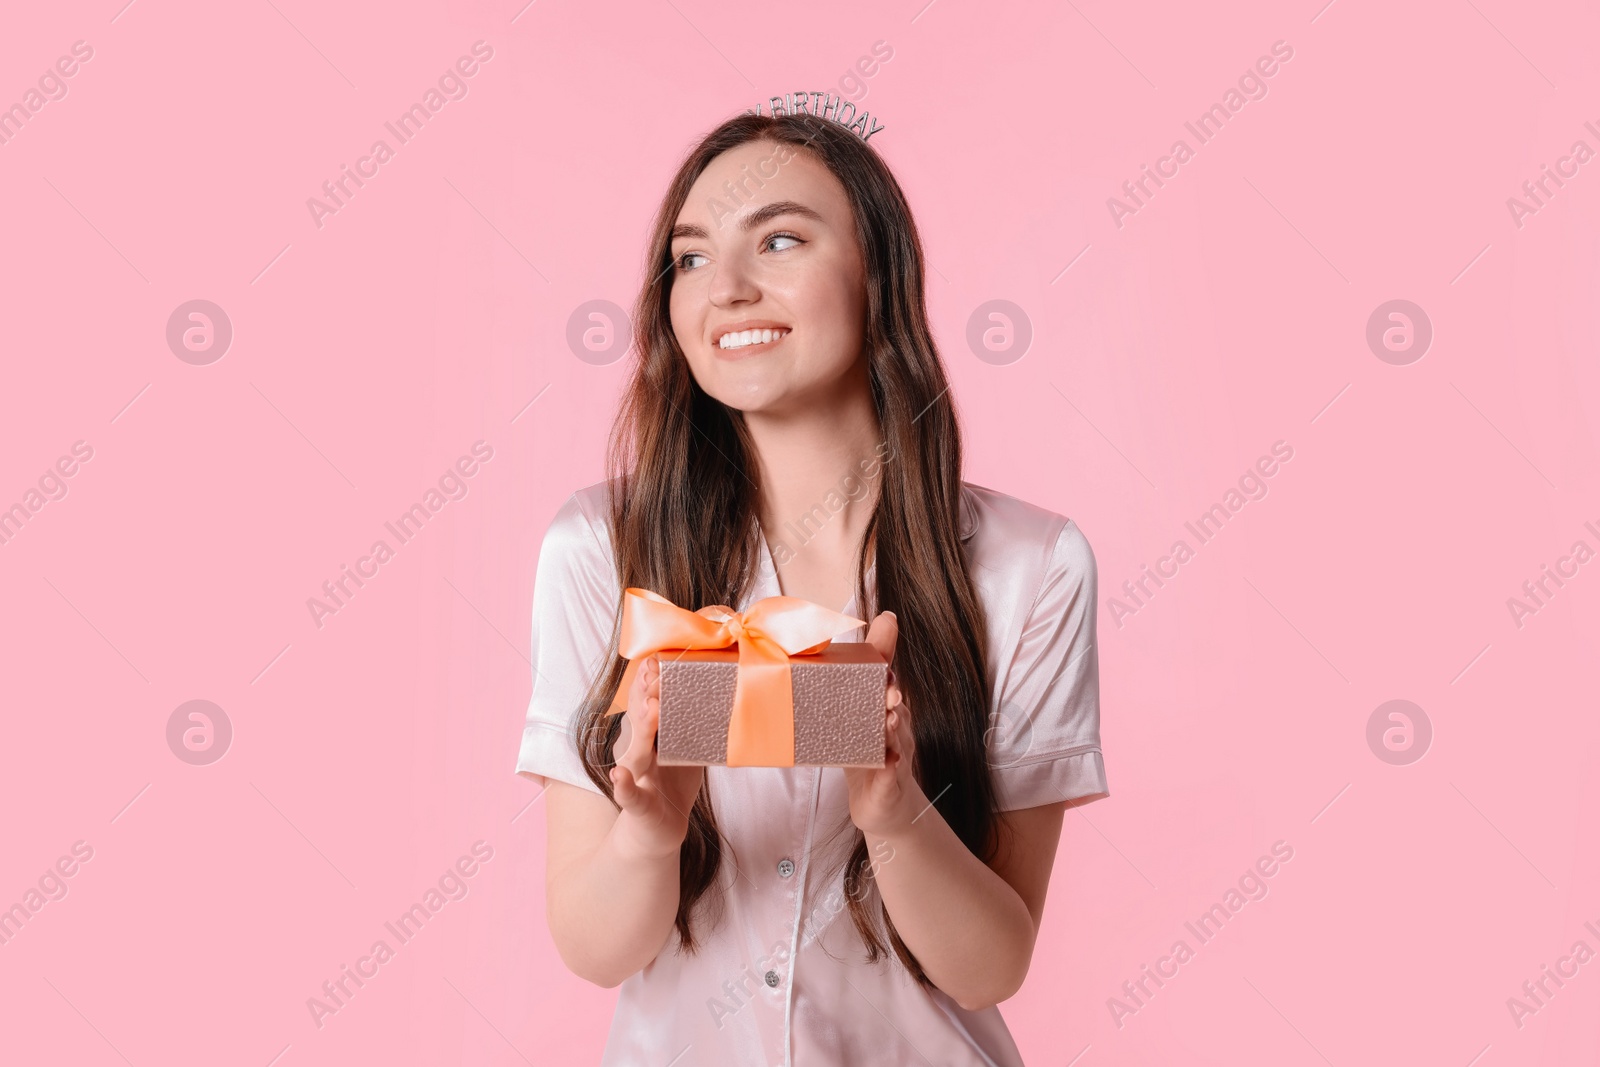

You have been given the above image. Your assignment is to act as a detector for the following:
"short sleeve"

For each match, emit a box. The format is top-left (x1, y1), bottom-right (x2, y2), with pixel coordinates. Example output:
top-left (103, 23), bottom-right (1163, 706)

top-left (514, 490), bottom-right (618, 796)
top-left (987, 518), bottom-right (1109, 811)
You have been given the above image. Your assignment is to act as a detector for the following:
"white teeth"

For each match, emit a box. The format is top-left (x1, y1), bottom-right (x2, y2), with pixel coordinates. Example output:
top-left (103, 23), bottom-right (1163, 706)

top-left (720, 328), bottom-right (788, 350)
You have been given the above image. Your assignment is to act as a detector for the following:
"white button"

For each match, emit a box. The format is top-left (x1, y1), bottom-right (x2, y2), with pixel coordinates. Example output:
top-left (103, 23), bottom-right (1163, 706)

top-left (777, 858), bottom-right (795, 879)
top-left (764, 970), bottom-right (780, 987)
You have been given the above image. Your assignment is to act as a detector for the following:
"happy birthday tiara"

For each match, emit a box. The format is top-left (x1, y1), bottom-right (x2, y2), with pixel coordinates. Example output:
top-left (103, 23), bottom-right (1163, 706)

top-left (743, 91), bottom-right (885, 143)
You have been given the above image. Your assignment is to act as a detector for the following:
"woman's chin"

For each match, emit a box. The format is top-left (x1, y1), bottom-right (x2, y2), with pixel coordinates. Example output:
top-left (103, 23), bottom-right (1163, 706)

top-left (704, 378), bottom-right (791, 415)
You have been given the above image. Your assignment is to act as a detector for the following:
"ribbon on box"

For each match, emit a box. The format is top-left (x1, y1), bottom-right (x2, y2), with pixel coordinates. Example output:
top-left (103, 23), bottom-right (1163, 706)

top-left (606, 588), bottom-right (866, 766)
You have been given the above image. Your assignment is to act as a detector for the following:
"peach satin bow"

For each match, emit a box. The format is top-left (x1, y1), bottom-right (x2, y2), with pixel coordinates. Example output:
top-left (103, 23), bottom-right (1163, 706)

top-left (606, 587), bottom-right (866, 767)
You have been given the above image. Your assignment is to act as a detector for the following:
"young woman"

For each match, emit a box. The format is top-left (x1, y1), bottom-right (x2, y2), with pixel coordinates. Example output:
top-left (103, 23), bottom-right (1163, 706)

top-left (516, 111), bottom-right (1108, 1065)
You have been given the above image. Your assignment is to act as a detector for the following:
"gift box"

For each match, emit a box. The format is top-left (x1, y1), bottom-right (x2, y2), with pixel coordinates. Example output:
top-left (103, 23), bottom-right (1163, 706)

top-left (607, 587), bottom-right (889, 768)
top-left (655, 643), bottom-right (887, 767)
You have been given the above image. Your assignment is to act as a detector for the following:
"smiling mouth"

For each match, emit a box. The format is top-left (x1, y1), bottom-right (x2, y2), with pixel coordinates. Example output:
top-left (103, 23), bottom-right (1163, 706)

top-left (717, 328), bottom-right (790, 353)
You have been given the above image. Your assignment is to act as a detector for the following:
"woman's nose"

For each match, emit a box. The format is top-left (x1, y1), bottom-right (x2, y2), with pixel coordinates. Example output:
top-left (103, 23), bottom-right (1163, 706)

top-left (708, 254), bottom-right (760, 306)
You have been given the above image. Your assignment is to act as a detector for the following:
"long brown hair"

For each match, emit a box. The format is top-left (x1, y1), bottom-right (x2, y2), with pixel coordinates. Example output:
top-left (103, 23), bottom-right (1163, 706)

top-left (572, 111), bottom-right (997, 985)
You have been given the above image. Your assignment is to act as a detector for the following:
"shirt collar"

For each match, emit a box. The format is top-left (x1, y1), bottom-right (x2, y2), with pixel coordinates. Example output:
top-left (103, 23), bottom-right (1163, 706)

top-left (958, 482), bottom-right (980, 542)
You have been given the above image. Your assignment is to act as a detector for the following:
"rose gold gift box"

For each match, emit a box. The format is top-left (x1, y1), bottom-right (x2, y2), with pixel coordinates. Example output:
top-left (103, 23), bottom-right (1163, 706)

top-left (655, 643), bottom-right (888, 768)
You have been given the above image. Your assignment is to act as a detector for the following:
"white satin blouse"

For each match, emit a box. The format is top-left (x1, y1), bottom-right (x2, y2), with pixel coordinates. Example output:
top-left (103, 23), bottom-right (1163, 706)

top-left (516, 479), bottom-right (1109, 1066)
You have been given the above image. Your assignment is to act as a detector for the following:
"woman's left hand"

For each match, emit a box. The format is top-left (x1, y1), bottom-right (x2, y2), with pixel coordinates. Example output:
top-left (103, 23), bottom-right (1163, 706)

top-left (844, 611), bottom-right (931, 840)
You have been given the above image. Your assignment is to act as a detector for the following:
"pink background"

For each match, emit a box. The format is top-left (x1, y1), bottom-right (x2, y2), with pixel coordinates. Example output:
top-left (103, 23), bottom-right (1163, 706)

top-left (2, 0), bottom-right (1597, 1063)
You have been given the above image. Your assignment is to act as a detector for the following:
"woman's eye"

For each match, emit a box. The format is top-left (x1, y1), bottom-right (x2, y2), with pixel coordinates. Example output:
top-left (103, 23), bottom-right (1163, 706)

top-left (675, 234), bottom-right (799, 272)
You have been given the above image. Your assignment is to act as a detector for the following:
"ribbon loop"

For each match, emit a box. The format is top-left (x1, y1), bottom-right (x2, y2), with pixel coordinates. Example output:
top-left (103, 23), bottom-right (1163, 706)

top-left (607, 587), bottom-right (865, 766)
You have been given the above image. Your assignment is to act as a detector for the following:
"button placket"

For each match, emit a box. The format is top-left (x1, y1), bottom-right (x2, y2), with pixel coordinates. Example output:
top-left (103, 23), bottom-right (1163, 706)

top-left (779, 766), bottom-right (823, 1067)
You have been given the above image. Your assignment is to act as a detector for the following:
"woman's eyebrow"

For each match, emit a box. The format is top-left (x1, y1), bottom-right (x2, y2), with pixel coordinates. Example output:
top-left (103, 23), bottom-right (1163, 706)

top-left (671, 199), bottom-right (825, 242)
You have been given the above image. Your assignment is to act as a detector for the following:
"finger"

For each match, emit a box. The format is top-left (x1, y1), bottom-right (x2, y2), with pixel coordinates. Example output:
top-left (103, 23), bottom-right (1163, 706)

top-left (641, 659), bottom-right (663, 739)
top-left (616, 712), bottom-right (634, 759)
top-left (885, 709), bottom-right (902, 756)
top-left (645, 691), bottom-right (661, 739)
top-left (611, 764), bottom-right (639, 808)
top-left (617, 699), bottom-right (660, 780)
top-left (886, 682), bottom-right (902, 709)
top-left (865, 611), bottom-right (898, 667)
top-left (626, 654), bottom-right (659, 710)
top-left (872, 707), bottom-right (897, 768)
top-left (889, 705), bottom-right (913, 761)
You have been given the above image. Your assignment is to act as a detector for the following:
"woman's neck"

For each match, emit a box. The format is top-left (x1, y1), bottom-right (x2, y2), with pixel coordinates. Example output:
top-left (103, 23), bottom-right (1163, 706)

top-left (745, 379), bottom-right (884, 566)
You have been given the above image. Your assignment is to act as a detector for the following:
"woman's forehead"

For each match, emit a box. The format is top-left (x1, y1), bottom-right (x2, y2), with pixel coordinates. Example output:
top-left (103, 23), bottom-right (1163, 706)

top-left (675, 143), bottom-right (847, 230)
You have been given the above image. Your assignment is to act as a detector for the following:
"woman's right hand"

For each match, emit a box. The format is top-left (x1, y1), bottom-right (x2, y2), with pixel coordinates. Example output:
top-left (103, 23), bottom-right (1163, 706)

top-left (610, 655), bottom-right (706, 859)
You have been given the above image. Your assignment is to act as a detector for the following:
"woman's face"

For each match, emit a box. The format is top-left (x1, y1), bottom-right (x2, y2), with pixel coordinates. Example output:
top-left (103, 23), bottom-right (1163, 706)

top-left (668, 140), bottom-right (868, 416)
